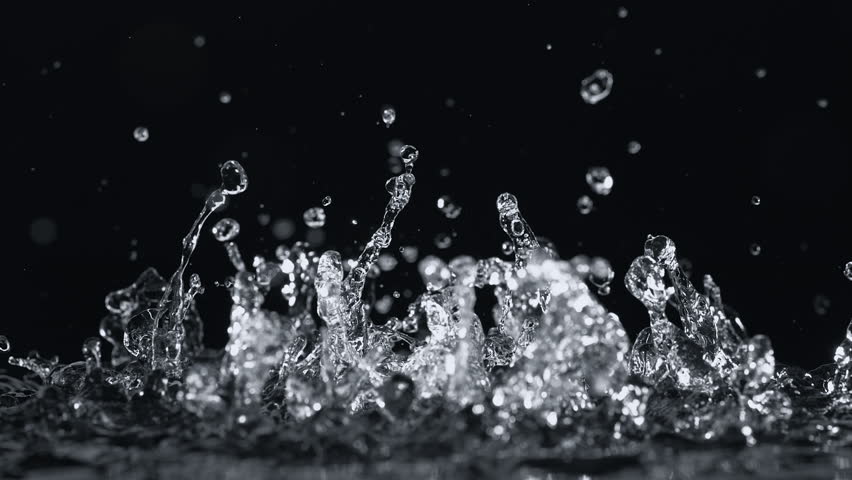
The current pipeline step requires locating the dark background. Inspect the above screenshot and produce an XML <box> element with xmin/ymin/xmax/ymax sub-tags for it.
<box><xmin>4</xmin><ymin>2</ymin><xmax>851</xmax><ymax>370</ymax></box>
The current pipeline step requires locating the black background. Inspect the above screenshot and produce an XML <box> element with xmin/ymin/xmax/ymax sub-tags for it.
<box><xmin>4</xmin><ymin>2</ymin><xmax>851</xmax><ymax>371</ymax></box>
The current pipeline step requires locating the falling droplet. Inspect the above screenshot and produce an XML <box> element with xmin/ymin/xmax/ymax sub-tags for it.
<box><xmin>382</xmin><ymin>106</ymin><xmax>396</xmax><ymax>126</ymax></box>
<box><xmin>303</xmin><ymin>207</ymin><xmax>327</xmax><ymax>228</ymax></box>
<box><xmin>193</xmin><ymin>35</ymin><xmax>206</xmax><ymax>48</ymax></box>
<box><xmin>436</xmin><ymin>195</ymin><xmax>462</xmax><ymax>219</ymax></box>
<box><xmin>750</xmin><ymin>243</ymin><xmax>762</xmax><ymax>256</ymax></box>
<box><xmin>220</xmin><ymin>160</ymin><xmax>248</xmax><ymax>195</ymax></box>
<box><xmin>322</xmin><ymin>196</ymin><xmax>332</xmax><ymax>207</ymax></box>
<box><xmin>0</xmin><ymin>335</ymin><xmax>9</xmax><ymax>352</ymax></box>
<box><xmin>133</xmin><ymin>126</ymin><xmax>149</xmax><ymax>142</ymax></box>
<box><xmin>434</xmin><ymin>233</ymin><xmax>453</xmax><ymax>249</ymax></box>
<box><xmin>400</xmin><ymin>145</ymin><xmax>419</xmax><ymax>165</ymax></box>
<box><xmin>219</xmin><ymin>91</ymin><xmax>232</xmax><ymax>104</ymax></box>
<box><xmin>577</xmin><ymin>195</ymin><xmax>594</xmax><ymax>214</ymax></box>
<box><xmin>501</xmin><ymin>241</ymin><xmax>514</xmax><ymax>256</ymax></box>
<box><xmin>617</xmin><ymin>6</ymin><xmax>628</xmax><ymax>18</ymax></box>
<box><xmin>755</xmin><ymin>68</ymin><xmax>767</xmax><ymax>79</ymax></box>
<box><xmin>211</xmin><ymin>218</ymin><xmax>241</xmax><ymax>242</ymax></box>
<box><xmin>816</xmin><ymin>98</ymin><xmax>829</xmax><ymax>108</ymax></box>
<box><xmin>580</xmin><ymin>69</ymin><xmax>614</xmax><ymax>105</ymax></box>
<box><xmin>627</xmin><ymin>141</ymin><xmax>642</xmax><ymax>154</ymax></box>
<box><xmin>751</xmin><ymin>195</ymin><xmax>761</xmax><ymax>206</ymax></box>
<box><xmin>845</xmin><ymin>262</ymin><xmax>852</xmax><ymax>281</ymax></box>
<box><xmin>586</xmin><ymin>167</ymin><xmax>614</xmax><ymax>196</ymax></box>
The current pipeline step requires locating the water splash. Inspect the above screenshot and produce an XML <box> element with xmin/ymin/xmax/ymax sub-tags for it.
<box><xmin>2</xmin><ymin>150</ymin><xmax>851</xmax><ymax>478</ymax></box>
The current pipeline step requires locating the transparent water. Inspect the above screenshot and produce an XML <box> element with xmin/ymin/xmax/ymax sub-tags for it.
<box><xmin>2</xmin><ymin>151</ymin><xmax>850</xmax><ymax>479</ymax></box>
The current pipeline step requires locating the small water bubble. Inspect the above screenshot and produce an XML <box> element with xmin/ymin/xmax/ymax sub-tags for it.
<box><xmin>577</xmin><ymin>195</ymin><xmax>594</xmax><ymax>214</ymax></box>
<box><xmin>400</xmin><ymin>145</ymin><xmax>419</xmax><ymax>165</ymax></box>
<box><xmin>501</xmin><ymin>241</ymin><xmax>514</xmax><ymax>256</ymax></box>
<box><xmin>381</xmin><ymin>106</ymin><xmax>396</xmax><ymax>126</ymax></box>
<box><xmin>436</xmin><ymin>195</ymin><xmax>462</xmax><ymax>219</ymax></box>
<box><xmin>586</xmin><ymin>166</ymin><xmax>614</xmax><ymax>195</ymax></box>
<box><xmin>654</xmin><ymin>47</ymin><xmax>663</xmax><ymax>56</ymax></box>
<box><xmin>193</xmin><ymin>35</ymin><xmax>206</xmax><ymax>48</ymax></box>
<box><xmin>0</xmin><ymin>335</ymin><xmax>10</xmax><ymax>352</ymax></box>
<box><xmin>749</xmin><ymin>243</ymin><xmax>762</xmax><ymax>256</ymax></box>
<box><xmin>844</xmin><ymin>262</ymin><xmax>852</xmax><ymax>280</ymax></box>
<box><xmin>434</xmin><ymin>233</ymin><xmax>453</xmax><ymax>249</ymax></box>
<box><xmin>816</xmin><ymin>98</ymin><xmax>829</xmax><ymax>108</ymax></box>
<box><xmin>617</xmin><ymin>6</ymin><xmax>628</xmax><ymax>18</ymax></box>
<box><xmin>30</xmin><ymin>217</ymin><xmax>58</xmax><ymax>246</ymax></box>
<box><xmin>546</xmin><ymin>43</ymin><xmax>552</xmax><ymax>51</ymax></box>
<box><xmin>303</xmin><ymin>207</ymin><xmax>327</xmax><ymax>228</ymax></box>
<box><xmin>322</xmin><ymin>196</ymin><xmax>332</xmax><ymax>207</ymax></box>
<box><xmin>272</xmin><ymin>218</ymin><xmax>296</xmax><ymax>240</ymax></box>
<box><xmin>400</xmin><ymin>246</ymin><xmax>419</xmax><ymax>263</ymax></box>
<box><xmin>133</xmin><ymin>126</ymin><xmax>149</xmax><ymax>142</ymax></box>
<box><xmin>211</xmin><ymin>218</ymin><xmax>240</xmax><ymax>242</ymax></box>
<box><xmin>220</xmin><ymin>160</ymin><xmax>248</xmax><ymax>195</ymax></box>
<box><xmin>580</xmin><ymin>69</ymin><xmax>614</xmax><ymax>105</ymax></box>
<box><xmin>755</xmin><ymin>68</ymin><xmax>767</xmax><ymax>79</ymax></box>
<box><xmin>813</xmin><ymin>294</ymin><xmax>831</xmax><ymax>316</ymax></box>
<box><xmin>751</xmin><ymin>195</ymin><xmax>761</xmax><ymax>206</ymax></box>
<box><xmin>627</xmin><ymin>141</ymin><xmax>642</xmax><ymax>154</ymax></box>
<box><xmin>257</xmin><ymin>213</ymin><xmax>271</xmax><ymax>226</ymax></box>
<box><xmin>219</xmin><ymin>91</ymin><xmax>232</xmax><ymax>104</ymax></box>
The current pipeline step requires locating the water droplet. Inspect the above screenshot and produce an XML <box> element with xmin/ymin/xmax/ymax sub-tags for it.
<box><xmin>272</xmin><ymin>218</ymin><xmax>296</xmax><ymax>239</ymax></box>
<box><xmin>211</xmin><ymin>218</ymin><xmax>240</xmax><ymax>242</ymax></box>
<box><xmin>381</xmin><ymin>106</ymin><xmax>396</xmax><ymax>126</ymax></box>
<box><xmin>219</xmin><ymin>91</ymin><xmax>232</xmax><ymax>104</ymax></box>
<box><xmin>322</xmin><ymin>196</ymin><xmax>332</xmax><ymax>207</ymax></box>
<box><xmin>436</xmin><ymin>195</ymin><xmax>462</xmax><ymax>219</ymax></box>
<box><xmin>627</xmin><ymin>141</ymin><xmax>642</xmax><ymax>154</ymax></box>
<box><xmin>133</xmin><ymin>126</ymin><xmax>149</xmax><ymax>142</ymax></box>
<box><xmin>813</xmin><ymin>294</ymin><xmax>831</xmax><ymax>316</ymax></box>
<box><xmin>501</xmin><ymin>241</ymin><xmax>514</xmax><ymax>256</ymax></box>
<box><xmin>400</xmin><ymin>145</ymin><xmax>419</xmax><ymax>165</ymax></box>
<box><xmin>586</xmin><ymin>166</ymin><xmax>614</xmax><ymax>195</ymax></box>
<box><xmin>220</xmin><ymin>160</ymin><xmax>248</xmax><ymax>195</ymax></box>
<box><xmin>434</xmin><ymin>233</ymin><xmax>452</xmax><ymax>249</ymax></box>
<box><xmin>654</xmin><ymin>47</ymin><xmax>663</xmax><ymax>56</ymax></box>
<box><xmin>597</xmin><ymin>285</ymin><xmax>612</xmax><ymax>296</ymax></box>
<box><xmin>0</xmin><ymin>335</ymin><xmax>9</xmax><ymax>352</ymax></box>
<box><xmin>30</xmin><ymin>217</ymin><xmax>58</xmax><ymax>246</ymax></box>
<box><xmin>617</xmin><ymin>6</ymin><xmax>628</xmax><ymax>18</ymax></box>
<box><xmin>580</xmin><ymin>69</ymin><xmax>614</xmax><ymax>105</ymax></box>
<box><xmin>751</xmin><ymin>195</ymin><xmax>761</xmax><ymax>206</ymax></box>
<box><xmin>755</xmin><ymin>68</ymin><xmax>767</xmax><ymax>79</ymax></box>
<box><xmin>577</xmin><ymin>195</ymin><xmax>594</xmax><ymax>214</ymax></box>
<box><xmin>303</xmin><ymin>207</ymin><xmax>327</xmax><ymax>228</ymax></box>
<box><xmin>193</xmin><ymin>35</ymin><xmax>206</xmax><ymax>48</ymax></box>
<box><xmin>845</xmin><ymin>262</ymin><xmax>852</xmax><ymax>281</ymax></box>
<box><xmin>750</xmin><ymin>243</ymin><xmax>762</xmax><ymax>256</ymax></box>
<box><xmin>816</xmin><ymin>98</ymin><xmax>829</xmax><ymax>108</ymax></box>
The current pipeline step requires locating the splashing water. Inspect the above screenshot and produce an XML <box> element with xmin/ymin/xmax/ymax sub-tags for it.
<box><xmin>2</xmin><ymin>148</ymin><xmax>851</xmax><ymax>478</ymax></box>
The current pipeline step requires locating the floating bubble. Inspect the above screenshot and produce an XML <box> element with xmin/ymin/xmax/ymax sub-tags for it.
<box><xmin>816</xmin><ymin>98</ymin><xmax>829</xmax><ymax>108</ymax></box>
<box><xmin>617</xmin><ymin>6</ymin><xmax>628</xmax><ymax>18</ymax></box>
<box><xmin>382</xmin><ymin>106</ymin><xmax>396</xmax><ymax>126</ymax></box>
<box><xmin>750</xmin><ymin>243</ymin><xmax>762</xmax><ymax>256</ymax></box>
<box><xmin>628</xmin><ymin>141</ymin><xmax>642</xmax><ymax>154</ymax></box>
<box><xmin>755</xmin><ymin>68</ymin><xmax>767</xmax><ymax>79</ymax></box>
<box><xmin>133</xmin><ymin>126</ymin><xmax>149</xmax><ymax>142</ymax></box>
<box><xmin>580</xmin><ymin>69</ymin><xmax>614</xmax><ymax>105</ymax></box>
<box><xmin>322</xmin><ymin>196</ymin><xmax>332</xmax><ymax>207</ymax></box>
<box><xmin>434</xmin><ymin>233</ymin><xmax>452</xmax><ymax>249</ymax></box>
<box><xmin>577</xmin><ymin>195</ymin><xmax>594</xmax><ymax>214</ymax></box>
<box><xmin>751</xmin><ymin>195</ymin><xmax>761</xmax><ymax>206</ymax></box>
<box><xmin>0</xmin><ymin>335</ymin><xmax>9</xmax><ymax>352</ymax></box>
<box><xmin>586</xmin><ymin>166</ymin><xmax>614</xmax><ymax>195</ymax></box>
<box><xmin>400</xmin><ymin>245</ymin><xmax>419</xmax><ymax>263</ymax></box>
<box><xmin>219</xmin><ymin>91</ymin><xmax>232</xmax><ymax>104</ymax></box>
<box><xmin>303</xmin><ymin>207</ymin><xmax>326</xmax><ymax>228</ymax></box>
<box><xmin>501</xmin><ymin>241</ymin><xmax>514</xmax><ymax>256</ymax></box>
<box><xmin>211</xmin><ymin>218</ymin><xmax>240</xmax><ymax>242</ymax></box>
<box><xmin>436</xmin><ymin>195</ymin><xmax>462</xmax><ymax>219</ymax></box>
<box><xmin>400</xmin><ymin>145</ymin><xmax>419</xmax><ymax>165</ymax></box>
<box><xmin>193</xmin><ymin>35</ymin><xmax>206</xmax><ymax>47</ymax></box>
<box><xmin>271</xmin><ymin>218</ymin><xmax>296</xmax><ymax>239</ymax></box>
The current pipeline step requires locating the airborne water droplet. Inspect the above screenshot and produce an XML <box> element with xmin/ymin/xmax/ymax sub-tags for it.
<box><xmin>617</xmin><ymin>6</ymin><xmax>628</xmax><ymax>18</ymax></box>
<box><xmin>133</xmin><ymin>126</ymin><xmax>149</xmax><ymax>142</ymax></box>
<box><xmin>303</xmin><ymin>207</ymin><xmax>327</xmax><ymax>228</ymax></box>
<box><xmin>211</xmin><ymin>218</ymin><xmax>240</xmax><ymax>242</ymax></box>
<box><xmin>400</xmin><ymin>145</ymin><xmax>419</xmax><ymax>165</ymax></box>
<box><xmin>501</xmin><ymin>241</ymin><xmax>514</xmax><ymax>256</ymax></box>
<box><xmin>434</xmin><ymin>233</ymin><xmax>453</xmax><ymax>249</ymax></box>
<box><xmin>436</xmin><ymin>195</ymin><xmax>462</xmax><ymax>219</ymax></box>
<box><xmin>382</xmin><ymin>106</ymin><xmax>396</xmax><ymax>126</ymax></box>
<box><xmin>586</xmin><ymin>166</ymin><xmax>614</xmax><ymax>196</ymax></box>
<box><xmin>322</xmin><ymin>196</ymin><xmax>332</xmax><ymax>207</ymax></box>
<box><xmin>0</xmin><ymin>335</ymin><xmax>10</xmax><ymax>352</ymax></box>
<box><xmin>580</xmin><ymin>69</ymin><xmax>614</xmax><ymax>105</ymax></box>
<box><xmin>755</xmin><ymin>68</ymin><xmax>767</xmax><ymax>79</ymax></box>
<box><xmin>750</xmin><ymin>243</ymin><xmax>762</xmax><ymax>256</ymax></box>
<box><xmin>219</xmin><ymin>91</ymin><xmax>232</xmax><ymax>104</ymax></box>
<box><xmin>751</xmin><ymin>195</ymin><xmax>761</xmax><ymax>206</ymax></box>
<box><xmin>577</xmin><ymin>195</ymin><xmax>594</xmax><ymax>214</ymax></box>
<box><xmin>627</xmin><ymin>141</ymin><xmax>642</xmax><ymax>154</ymax></box>
<box><xmin>845</xmin><ymin>262</ymin><xmax>852</xmax><ymax>281</ymax></box>
<box><xmin>220</xmin><ymin>160</ymin><xmax>248</xmax><ymax>195</ymax></box>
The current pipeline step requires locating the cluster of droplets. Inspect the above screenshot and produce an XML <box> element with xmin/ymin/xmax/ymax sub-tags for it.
<box><xmin>3</xmin><ymin>147</ymin><xmax>851</xmax><ymax>474</ymax></box>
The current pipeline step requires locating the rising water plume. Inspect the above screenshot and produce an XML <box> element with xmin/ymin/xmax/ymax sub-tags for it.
<box><xmin>2</xmin><ymin>148</ymin><xmax>850</xmax><ymax>478</ymax></box>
